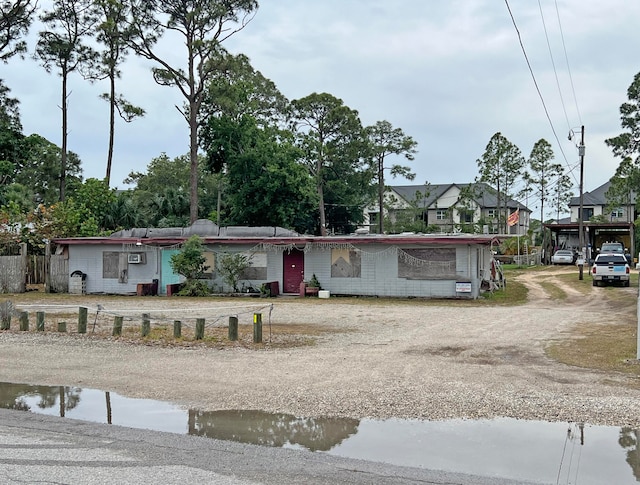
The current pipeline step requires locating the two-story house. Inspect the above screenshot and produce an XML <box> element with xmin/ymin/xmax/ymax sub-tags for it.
<box><xmin>568</xmin><ymin>180</ymin><xmax>636</xmax><ymax>223</ymax></box>
<box><xmin>365</xmin><ymin>183</ymin><xmax>530</xmax><ymax>235</ymax></box>
<box><xmin>544</xmin><ymin>180</ymin><xmax>636</xmax><ymax>263</ymax></box>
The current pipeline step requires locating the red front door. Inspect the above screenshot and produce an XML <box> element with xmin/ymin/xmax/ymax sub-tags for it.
<box><xmin>283</xmin><ymin>249</ymin><xmax>304</xmax><ymax>293</ymax></box>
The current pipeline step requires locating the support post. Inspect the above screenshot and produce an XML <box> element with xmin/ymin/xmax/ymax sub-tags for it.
<box><xmin>141</xmin><ymin>313</ymin><xmax>150</xmax><ymax>337</ymax></box>
<box><xmin>113</xmin><ymin>316</ymin><xmax>123</xmax><ymax>336</ymax></box>
<box><xmin>36</xmin><ymin>311</ymin><xmax>45</xmax><ymax>332</ymax></box>
<box><xmin>57</xmin><ymin>321</ymin><xmax>67</xmax><ymax>333</ymax></box>
<box><xmin>253</xmin><ymin>313</ymin><xmax>262</xmax><ymax>343</ymax></box>
<box><xmin>78</xmin><ymin>307</ymin><xmax>88</xmax><ymax>334</ymax></box>
<box><xmin>229</xmin><ymin>316</ymin><xmax>238</xmax><ymax>341</ymax></box>
<box><xmin>195</xmin><ymin>318</ymin><xmax>205</xmax><ymax>340</ymax></box>
<box><xmin>1</xmin><ymin>310</ymin><xmax>10</xmax><ymax>331</ymax></box>
<box><xmin>19</xmin><ymin>311</ymin><xmax>28</xmax><ymax>331</ymax></box>
<box><xmin>174</xmin><ymin>320</ymin><xmax>182</xmax><ymax>338</ymax></box>
<box><xmin>578</xmin><ymin>125</ymin><xmax>585</xmax><ymax>280</ymax></box>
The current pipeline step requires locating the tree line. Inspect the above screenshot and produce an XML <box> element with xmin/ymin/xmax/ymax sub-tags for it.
<box><xmin>1</xmin><ymin>0</ymin><xmax>421</xmax><ymax>244</ymax></box>
<box><xmin>1</xmin><ymin>1</ymin><xmax>609</xmax><ymax>255</ymax></box>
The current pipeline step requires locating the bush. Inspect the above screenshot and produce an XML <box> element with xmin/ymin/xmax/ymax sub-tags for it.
<box><xmin>218</xmin><ymin>252</ymin><xmax>251</xmax><ymax>293</ymax></box>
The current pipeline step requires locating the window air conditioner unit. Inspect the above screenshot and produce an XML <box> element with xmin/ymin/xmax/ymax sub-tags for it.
<box><xmin>128</xmin><ymin>253</ymin><xmax>142</xmax><ymax>264</ymax></box>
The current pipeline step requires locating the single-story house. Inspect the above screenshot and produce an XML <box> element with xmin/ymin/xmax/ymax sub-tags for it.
<box><xmin>52</xmin><ymin>220</ymin><xmax>502</xmax><ymax>299</ymax></box>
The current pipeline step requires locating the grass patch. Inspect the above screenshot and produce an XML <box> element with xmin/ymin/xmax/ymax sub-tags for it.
<box><xmin>476</xmin><ymin>271</ymin><xmax>528</xmax><ymax>305</ymax></box>
<box><xmin>553</xmin><ymin>271</ymin><xmax>594</xmax><ymax>295</ymax></box>
<box><xmin>538</xmin><ymin>280</ymin><xmax>567</xmax><ymax>300</ymax></box>
<box><xmin>546</xmin><ymin>321</ymin><xmax>640</xmax><ymax>384</ymax></box>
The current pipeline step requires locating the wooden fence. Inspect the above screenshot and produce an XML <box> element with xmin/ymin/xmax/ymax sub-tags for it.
<box><xmin>0</xmin><ymin>255</ymin><xmax>25</xmax><ymax>293</ymax></box>
<box><xmin>0</xmin><ymin>245</ymin><xmax>69</xmax><ymax>294</ymax></box>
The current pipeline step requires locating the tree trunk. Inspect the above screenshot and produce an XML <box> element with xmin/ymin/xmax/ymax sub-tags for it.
<box><xmin>60</xmin><ymin>67</ymin><xmax>68</xmax><ymax>201</ymax></box>
<box><xmin>378</xmin><ymin>155</ymin><xmax>384</xmax><ymax>234</ymax></box>
<box><xmin>317</xmin><ymin>158</ymin><xmax>327</xmax><ymax>236</ymax></box>
<box><xmin>189</xmin><ymin>98</ymin><xmax>199</xmax><ymax>223</ymax></box>
<box><xmin>106</xmin><ymin>68</ymin><xmax>116</xmax><ymax>185</ymax></box>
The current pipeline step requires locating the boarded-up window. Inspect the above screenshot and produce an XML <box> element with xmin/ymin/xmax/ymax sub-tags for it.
<box><xmin>202</xmin><ymin>251</ymin><xmax>215</xmax><ymax>277</ymax></box>
<box><xmin>331</xmin><ymin>249</ymin><xmax>361</xmax><ymax>277</ymax></box>
<box><xmin>103</xmin><ymin>252</ymin><xmax>120</xmax><ymax>279</ymax></box>
<box><xmin>398</xmin><ymin>248</ymin><xmax>456</xmax><ymax>280</ymax></box>
<box><xmin>240</xmin><ymin>252</ymin><xmax>268</xmax><ymax>280</ymax></box>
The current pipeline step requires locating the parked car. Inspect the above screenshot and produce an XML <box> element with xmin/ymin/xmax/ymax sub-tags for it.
<box><xmin>551</xmin><ymin>249</ymin><xmax>575</xmax><ymax>265</ymax></box>
<box><xmin>598</xmin><ymin>242</ymin><xmax>633</xmax><ymax>265</ymax></box>
<box><xmin>591</xmin><ymin>253</ymin><xmax>630</xmax><ymax>287</ymax></box>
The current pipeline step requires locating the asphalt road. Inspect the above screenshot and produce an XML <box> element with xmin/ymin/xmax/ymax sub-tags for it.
<box><xmin>0</xmin><ymin>408</ymin><xmax>548</xmax><ymax>485</ymax></box>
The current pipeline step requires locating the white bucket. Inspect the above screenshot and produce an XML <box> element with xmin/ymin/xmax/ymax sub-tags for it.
<box><xmin>318</xmin><ymin>290</ymin><xmax>330</xmax><ymax>299</ymax></box>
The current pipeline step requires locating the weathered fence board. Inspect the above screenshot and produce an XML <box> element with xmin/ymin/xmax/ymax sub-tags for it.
<box><xmin>49</xmin><ymin>255</ymin><xmax>69</xmax><ymax>293</ymax></box>
<box><xmin>0</xmin><ymin>255</ymin><xmax>25</xmax><ymax>293</ymax></box>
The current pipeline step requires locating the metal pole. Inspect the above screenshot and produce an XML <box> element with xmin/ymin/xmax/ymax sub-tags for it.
<box><xmin>578</xmin><ymin>125</ymin><xmax>585</xmax><ymax>280</ymax></box>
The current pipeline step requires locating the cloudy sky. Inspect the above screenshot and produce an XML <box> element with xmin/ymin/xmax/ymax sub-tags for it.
<box><xmin>2</xmin><ymin>0</ymin><xmax>640</xmax><ymax>217</ymax></box>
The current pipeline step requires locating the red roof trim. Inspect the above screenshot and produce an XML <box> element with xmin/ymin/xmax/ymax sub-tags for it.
<box><xmin>52</xmin><ymin>235</ymin><xmax>500</xmax><ymax>246</ymax></box>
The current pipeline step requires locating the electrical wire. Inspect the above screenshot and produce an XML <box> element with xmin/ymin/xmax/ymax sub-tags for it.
<box><xmin>554</xmin><ymin>0</ymin><xmax>583</xmax><ymax>125</ymax></box>
<box><xmin>538</xmin><ymin>0</ymin><xmax>572</xmax><ymax>132</ymax></box>
<box><xmin>503</xmin><ymin>0</ymin><xmax>577</xmax><ymax>185</ymax></box>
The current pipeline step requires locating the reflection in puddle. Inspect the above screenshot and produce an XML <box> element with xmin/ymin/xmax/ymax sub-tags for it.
<box><xmin>1</xmin><ymin>382</ymin><xmax>639</xmax><ymax>484</ymax></box>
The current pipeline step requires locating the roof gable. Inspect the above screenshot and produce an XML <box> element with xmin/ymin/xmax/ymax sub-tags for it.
<box><xmin>390</xmin><ymin>183</ymin><xmax>530</xmax><ymax>211</ymax></box>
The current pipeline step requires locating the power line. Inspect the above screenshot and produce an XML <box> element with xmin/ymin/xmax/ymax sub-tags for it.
<box><xmin>554</xmin><ymin>0</ymin><xmax>583</xmax><ymax>125</ymax></box>
<box><xmin>503</xmin><ymin>0</ymin><xmax>577</xmax><ymax>185</ymax></box>
<box><xmin>538</xmin><ymin>0</ymin><xmax>571</xmax><ymax>132</ymax></box>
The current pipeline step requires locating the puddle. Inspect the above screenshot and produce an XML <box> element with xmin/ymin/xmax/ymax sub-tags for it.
<box><xmin>1</xmin><ymin>382</ymin><xmax>639</xmax><ymax>484</ymax></box>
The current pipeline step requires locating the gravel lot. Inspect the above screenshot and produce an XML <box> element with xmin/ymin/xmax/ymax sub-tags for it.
<box><xmin>1</xmin><ymin>267</ymin><xmax>640</xmax><ymax>427</ymax></box>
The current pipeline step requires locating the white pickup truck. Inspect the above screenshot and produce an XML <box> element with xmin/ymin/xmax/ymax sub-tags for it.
<box><xmin>591</xmin><ymin>253</ymin><xmax>631</xmax><ymax>287</ymax></box>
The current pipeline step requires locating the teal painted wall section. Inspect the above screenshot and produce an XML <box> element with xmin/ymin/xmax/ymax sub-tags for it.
<box><xmin>160</xmin><ymin>249</ymin><xmax>182</xmax><ymax>294</ymax></box>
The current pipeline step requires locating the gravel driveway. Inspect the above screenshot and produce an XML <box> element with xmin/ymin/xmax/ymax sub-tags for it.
<box><xmin>1</xmin><ymin>267</ymin><xmax>639</xmax><ymax>427</ymax></box>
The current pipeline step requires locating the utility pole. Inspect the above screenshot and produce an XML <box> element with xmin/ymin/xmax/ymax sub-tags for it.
<box><xmin>578</xmin><ymin>125</ymin><xmax>585</xmax><ymax>280</ymax></box>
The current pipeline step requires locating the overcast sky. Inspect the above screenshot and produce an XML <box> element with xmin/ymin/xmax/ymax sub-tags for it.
<box><xmin>2</xmin><ymin>1</ymin><xmax>639</xmax><ymax>217</ymax></box>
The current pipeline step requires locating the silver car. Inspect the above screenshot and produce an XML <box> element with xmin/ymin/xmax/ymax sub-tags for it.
<box><xmin>551</xmin><ymin>249</ymin><xmax>575</xmax><ymax>265</ymax></box>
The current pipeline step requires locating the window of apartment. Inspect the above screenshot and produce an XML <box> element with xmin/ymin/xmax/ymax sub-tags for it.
<box><xmin>460</xmin><ymin>210</ymin><xmax>473</xmax><ymax>224</ymax></box>
<box><xmin>487</xmin><ymin>209</ymin><xmax>497</xmax><ymax>219</ymax></box>
<box><xmin>611</xmin><ymin>208</ymin><xmax>624</xmax><ymax>218</ymax></box>
<box><xmin>436</xmin><ymin>209</ymin><xmax>447</xmax><ymax>220</ymax></box>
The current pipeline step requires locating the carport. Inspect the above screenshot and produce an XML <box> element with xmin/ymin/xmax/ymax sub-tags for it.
<box><xmin>543</xmin><ymin>221</ymin><xmax>634</xmax><ymax>264</ymax></box>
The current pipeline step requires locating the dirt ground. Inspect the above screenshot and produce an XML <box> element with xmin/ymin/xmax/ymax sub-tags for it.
<box><xmin>1</xmin><ymin>266</ymin><xmax>640</xmax><ymax>427</ymax></box>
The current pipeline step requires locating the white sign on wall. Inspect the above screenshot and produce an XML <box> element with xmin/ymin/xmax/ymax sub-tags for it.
<box><xmin>455</xmin><ymin>282</ymin><xmax>472</xmax><ymax>293</ymax></box>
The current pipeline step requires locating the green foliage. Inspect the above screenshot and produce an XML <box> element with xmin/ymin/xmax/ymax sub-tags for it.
<box><xmin>170</xmin><ymin>235</ymin><xmax>209</xmax><ymax>280</ymax></box>
<box><xmin>177</xmin><ymin>280</ymin><xmax>211</xmax><ymax>297</ymax></box>
<box><xmin>606</xmin><ymin>72</ymin><xmax>640</xmax><ymax>217</ymax></box>
<box><xmin>217</xmin><ymin>252</ymin><xmax>251</xmax><ymax>293</ymax></box>
<box><xmin>125</xmin><ymin>0</ymin><xmax>259</xmax><ymax>222</ymax></box>
<box><xmin>126</xmin><ymin>153</ymin><xmax>218</xmax><ymax>226</ymax></box>
<box><xmin>202</xmin><ymin>115</ymin><xmax>317</xmax><ymax>233</ymax></box>
<box><xmin>75</xmin><ymin>178</ymin><xmax>116</xmax><ymax>227</ymax></box>
<box><xmin>606</xmin><ymin>72</ymin><xmax>640</xmax><ymax>168</ymax></box>
<box><xmin>94</xmin><ymin>0</ymin><xmax>145</xmax><ymax>185</ymax></box>
<box><xmin>0</xmin><ymin>0</ymin><xmax>37</xmax><ymax>62</ymax></box>
<box><xmin>307</xmin><ymin>274</ymin><xmax>320</xmax><ymax>288</ymax></box>
<box><xmin>366</xmin><ymin>120</ymin><xmax>417</xmax><ymax>233</ymax></box>
<box><xmin>169</xmin><ymin>236</ymin><xmax>211</xmax><ymax>296</ymax></box>
<box><xmin>291</xmin><ymin>92</ymin><xmax>374</xmax><ymax>235</ymax></box>
<box><xmin>35</xmin><ymin>0</ymin><xmax>101</xmax><ymax>201</ymax></box>
<box><xmin>476</xmin><ymin>132</ymin><xmax>525</xmax><ymax>233</ymax></box>
<box><xmin>524</xmin><ymin>139</ymin><xmax>567</xmax><ymax>222</ymax></box>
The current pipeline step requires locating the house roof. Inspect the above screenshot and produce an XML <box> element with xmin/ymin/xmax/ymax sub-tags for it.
<box><xmin>569</xmin><ymin>180</ymin><xmax>637</xmax><ymax>206</ymax></box>
<box><xmin>53</xmin><ymin>233</ymin><xmax>501</xmax><ymax>247</ymax></box>
<box><xmin>391</xmin><ymin>183</ymin><xmax>530</xmax><ymax>211</ymax></box>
